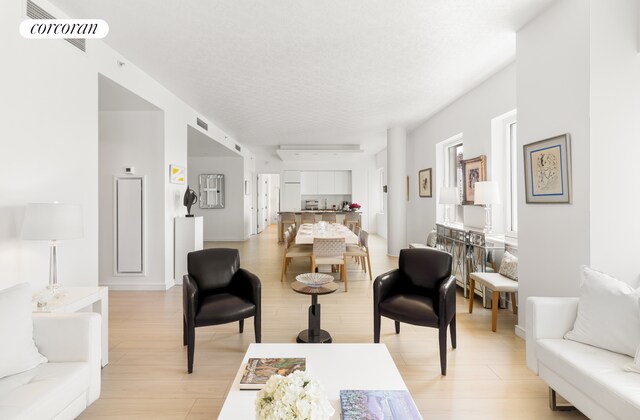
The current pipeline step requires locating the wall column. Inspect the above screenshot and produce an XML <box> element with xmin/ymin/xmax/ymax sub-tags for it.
<box><xmin>387</xmin><ymin>127</ymin><xmax>407</xmax><ymax>256</ymax></box>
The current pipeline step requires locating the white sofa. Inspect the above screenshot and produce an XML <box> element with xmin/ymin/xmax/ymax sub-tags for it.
<box><xmin>0</xmin><ymin>312</ymin><xmax>101</xmax><ymax>420</ymax></box>
<box><xmin>526</xmin><ymin>297</ymin><xmax>640</xmax><ymax>420</ymax></box>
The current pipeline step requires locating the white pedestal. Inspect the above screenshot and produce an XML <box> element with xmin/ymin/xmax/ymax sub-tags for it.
<box><xmin>174</xmin><ymin>216</ymin><xmax>204</xmax><ymax>285</ymax></box>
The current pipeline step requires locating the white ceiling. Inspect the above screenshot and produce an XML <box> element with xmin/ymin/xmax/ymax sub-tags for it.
<box><xmin>187</xmin><ymin>126</ymin><xmax>241</xmax><ymax>158</ymax></box>
<box><xmin>53</xmin><ymin>0</ymin><xmax>554</xmax><ymax>154</ymax></box>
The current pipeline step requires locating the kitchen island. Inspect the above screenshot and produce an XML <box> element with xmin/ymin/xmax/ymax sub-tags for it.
<box><xmin>277</xmin><ymin>211</ymin><xmax>361</xmax><ymax>242</ymax></box>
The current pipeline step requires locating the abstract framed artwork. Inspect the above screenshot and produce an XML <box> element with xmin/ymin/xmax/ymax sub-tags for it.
<box><xmin>418</xmin><ymin>168</ymin><xmax>432</xmax><ymax>198</ymax></box>
<box><xmin>523</xmin><ymin>134</ymin><xmax>572</xmax><ymax>204</ymax></box>
<box><xmin>461</xmin><ymin>155</ymin><xmax>486</xmax><ymax>205</ymax></box>
<box><xmin>169</xmin><ymin>164</ymin><xmax>185</xmax><ymax>184</ymax></box>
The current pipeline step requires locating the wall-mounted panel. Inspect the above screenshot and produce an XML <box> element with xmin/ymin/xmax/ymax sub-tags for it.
<box><xmin>115</xmin><ymin>177</ymin><xmax>144</xmax><ymax>274</ymax></box>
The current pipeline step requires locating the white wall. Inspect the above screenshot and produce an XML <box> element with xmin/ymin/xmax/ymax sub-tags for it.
<box><xmin>516</xmin><ymin>0</ymin><xmax>591</xmax><ymax>330</ymax></box>
<box><xmin>0</xmin><ymin>0</ymin><xmax>99</xmax><ymax>290</ymax></box>
<box><xmin>254</xmin><ymin>154</ymin><xmax>378</xmax><ymax>234</ymax></box>
<box><xmin>405</xmin><ymin>64</ymin><xmax>517</xmax><ymax>245</ymax></box>
<box><xmin>188</xmin><ymin>156</ymin><xmax>247</xmax><ymax>241</ymax></box>
<box><xmin>589</xmin><ymin>0</ymin><xmax>640</xmax><ymax>286</ymax></box>
<box><xmin>99</xmin><ymin>111</ymin><xmax>166</xmax><ymax>289</ymax></box>
<box><xmin>0</xmin><ymin>0</ymin><xmax>248</xmax><ymax>290</ymax></box>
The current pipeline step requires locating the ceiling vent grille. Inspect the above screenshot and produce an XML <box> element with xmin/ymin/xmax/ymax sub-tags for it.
<box><xmin>235</xmin><ymin>144</ymin><xmax>241</xmax><ymax>152</ymax></box>
<box><xmin>26</xmin><ymin>0</ymin><xmax>86</xmax><ymax>52</ymax></box>
<box><xmin>196</xmin><ymin>118</ymin><xmax>208</xmax><ymax>131</ymax></box>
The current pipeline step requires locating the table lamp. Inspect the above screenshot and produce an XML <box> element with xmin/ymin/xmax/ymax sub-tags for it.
<box><xmin>21</xmin><ymin>203</ymin><xmax>83</xmax><ymax>291</ymax></box>
<box><xmin>474</xmin><ymin>181</ymin><xmax>500</xmax><ymax>232</ymax></box>
<box><xmin>439</xmin><ymin>187</ymin><xmax>459</xmax><ymax>224</ymax></box>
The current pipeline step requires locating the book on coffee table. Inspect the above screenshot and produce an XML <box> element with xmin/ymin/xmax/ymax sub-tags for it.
<box><xmin>340</xmin><ymin>390</ymin><xmax>422</xmax><ymax>420</ymax></box>
<box><xmin>239</xmin><ymin>358</ymin><xmax>306</xmax><ymax>390</ymax></box>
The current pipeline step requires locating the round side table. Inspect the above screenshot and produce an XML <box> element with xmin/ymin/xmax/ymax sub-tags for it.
<box><xmin>291</xmin><ymin>278</ymin><xmax>338</xmax><ymax>343</ymax></box>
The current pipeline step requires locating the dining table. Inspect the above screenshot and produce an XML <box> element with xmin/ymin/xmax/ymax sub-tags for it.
<box><xmin>294</xmin><ymin>222</ymin><xmax>360</xmax><ymax>245</ymax></box>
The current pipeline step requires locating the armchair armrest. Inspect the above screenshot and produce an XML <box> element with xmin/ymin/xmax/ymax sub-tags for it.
<box><xmin>231</xmin><ymin>268</ymin><xmax>261</xmax><ymax>305</ymax></box>
<box><xmin>525</xmin><ymin>297</ymin><xmax>579</xmax><ymax>373</ymax></box>
<box><xmin>183</xmin><ymin>274</ymin><xmax>200</xmax><ymax>321</ymax></box>
<box><xmin>438</xmin><ymin>275</ymin><xmax>457</xmax><ymax>325</ymax></box>
<box><xmin>374</xmin><ymin>269</ymin><xmax>401</xmax><ymax>305</ymax></box>
<box><xmin>32</xmin><ymin>312</ymin><xmax>101</xmax><ymax>404</ymax></box>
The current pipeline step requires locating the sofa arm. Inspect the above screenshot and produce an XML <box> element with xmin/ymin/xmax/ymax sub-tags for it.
<box><xmin>525</xmin><ymin>297</ymin><xmax>578</xmax><ymax>374</ymax></box>
<box><xmin>32</xmin><ymin>312</ymin><xmax>101</xmax><ymax>404</ymax></box>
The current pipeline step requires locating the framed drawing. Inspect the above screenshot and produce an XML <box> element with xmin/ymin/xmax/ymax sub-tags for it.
<box><xmin>461</xmin><ymin>155</ymin><xmax>486</xmax><ymax>205</ymax></box>
<box><xmin>169</xmin><ymin>164</ymin><xmax>185</xmax><ymax>184</ymax></box>
<box><xmin>418</xmin><ymin>168</ymin><xmax>432</xmax><ymax>198</ymax></box>
<box><xmin>523</xmin><ymin>134</ymin><xmax>572</xmax><ymax>203</ymax></box>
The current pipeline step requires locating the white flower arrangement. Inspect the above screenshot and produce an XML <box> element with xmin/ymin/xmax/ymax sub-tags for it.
<box><xmin>255</xmin><ymin>370</ymin><xmax>335</xmax><ymax>419</ymax></box>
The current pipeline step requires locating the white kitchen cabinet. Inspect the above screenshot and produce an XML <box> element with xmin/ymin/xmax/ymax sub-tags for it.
<box><xmin>282</xmin><ymin>183</ymin><xmax>302</xmax><ymax>211</ymax></box>
<box><xmin>317</xmin><ymin>172</ymin><xmax>335</xmax><ymax>194</ymax></box>
<box><xmin>300</xmin><ymin>171</ymin><xmax>318</xmax><ymax>194</ymax></box>
<box><xmin>334</xmin><ymin>171</ymin><xmax>352</xmax><ymax>194</ymax></box>
<box><xmin>283</xmin><ymin>171</ymin><xmax>301</xmax><ymax>183</ymax></box>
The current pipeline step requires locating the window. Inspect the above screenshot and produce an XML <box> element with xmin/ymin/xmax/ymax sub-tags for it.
<box><xmin>507</xmin><ymin>121</ymin><xmax>518</xmax><ymax>234</ymax></box>
<box><xmin>442</xmin><ymin>136</ymin><xmax>464</xmax><ymax>224</ymax></box>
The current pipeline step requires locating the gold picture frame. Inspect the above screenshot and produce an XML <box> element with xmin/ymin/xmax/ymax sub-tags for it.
<box><xmin>461</xmin><ymin>155</ymin><xmax>486</xmax><ymax>205</ymax></box>
<box><xmin>418</xmin><ymin>168</ymin><xmax>432</xmax><ymax>198</ymax></box>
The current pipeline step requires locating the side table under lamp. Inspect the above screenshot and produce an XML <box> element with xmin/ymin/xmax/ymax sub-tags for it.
<box><xmin>21</xmin><ymin>202</ymin><xmax>83</xmax><ymax>293</ymax></box>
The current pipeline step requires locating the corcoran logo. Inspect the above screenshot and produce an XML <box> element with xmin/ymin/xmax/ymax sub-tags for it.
<box><xmin>20</xmin><ymin>19</ymin><xmax>109</xmax><ymax>39</ymax></box>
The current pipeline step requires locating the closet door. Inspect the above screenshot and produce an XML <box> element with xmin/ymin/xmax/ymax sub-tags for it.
<box><xmin>115</xmin><ymin>177</ymin><xmax>144</xmax><ymax>274</ymax></box>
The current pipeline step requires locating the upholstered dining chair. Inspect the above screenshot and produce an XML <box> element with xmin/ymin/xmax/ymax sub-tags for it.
<box><xmin>280</xmin><ymin>231</ymin><xmax>312</xmax><ymax>282</ymax></box>
<box><xmin>301</xmin><ymin>213</ymin><xmax>316</xmax><ymax>224</ymax></box>
<box><xmin>345</xmin><ymin>230</ymin><xmax>372</xmax><ymax>281</ymax></box>
<box><xmin>183</xmin><ymin>248</ymin><xmax>261</xmax><ymax>373</ymax></box>
<box><xmin>374</xmin><ymin>248</ymin><xmax>456</xmax><ymax>375</ymax></box>
<box><xmin>321</xmin><ymin>213</ymin><xmax>337</xmax><ymax>222</ymax></box>
<box><xmin>280</xmin><ymin>212</ymin><xmax>296</xmax><ymax>243</ymax></box>
<box><xmin>344</xmin><ymin>212</ymin><xmax>360</xmax><ymax>231</ymax></box>
<box><xmin>311</xmin><ymin>237</ymin><xmax>347</xmax><ymax>291</ymax></box>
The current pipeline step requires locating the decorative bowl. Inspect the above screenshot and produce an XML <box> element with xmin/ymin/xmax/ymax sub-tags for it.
<box><xmin>296</xmin><ymin>273</ymin><xmax>334</xmax><ymax>287</ymax></box>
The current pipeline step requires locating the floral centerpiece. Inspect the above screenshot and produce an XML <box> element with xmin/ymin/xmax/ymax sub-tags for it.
<box><xmin>348</xmin><ymin>203</ymin><xmax>361</xmax><ymax>211</ymax></box>
<box><xmin>255</xmin><ymin>370</ymin><xmax>334</xmax><ymax>419</ymax></box>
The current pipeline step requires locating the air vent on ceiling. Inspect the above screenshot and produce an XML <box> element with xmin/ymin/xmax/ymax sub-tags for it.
<box><xmin>235</xmin><ymin>144</ymin><xmax>241</xmax><ymax>152</ymax></box>
<box><xmin>196</xmin><ymin>118</ymin><xmax>208</xmax><ymax>131</ymax></box>
<box><xmin>26</xmin><ymin>0</ymin><xmax>86</xmax><ymax>52</ymax></box>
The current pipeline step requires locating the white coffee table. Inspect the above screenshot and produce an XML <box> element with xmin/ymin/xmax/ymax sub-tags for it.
<box><xmin>218</xmin><ymin>343</ymin><xmax>411</xmax><ymax>419</ymax></box>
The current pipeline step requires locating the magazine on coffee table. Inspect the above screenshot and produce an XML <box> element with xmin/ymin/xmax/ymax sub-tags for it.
<box><xmin>340</xmin><ymin>389</ymin><xmax>422</xmax><ymax>419</ymax></box>
<box><xmin>239</xmin><ymin>358</ymin><xmax>306</xmax><ymax>390</ymax></box>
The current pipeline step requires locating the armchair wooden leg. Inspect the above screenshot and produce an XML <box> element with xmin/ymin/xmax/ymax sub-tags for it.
<box><xmin>468</xmin><ymin>278</ymin><xmax>475</xmax><ymax>313</ymax></box>
<box><xmin>439</xmin><ymin>326</ymin><xmax>447</xmax><ymax>376</ymax></box>
<box><xmin>374</xmin><ymin>314</ymin><xmax>381</xmax><ymax>343</ymax></box>
<box><xmin>491</xmin><ymin>291</ymin><xmax>499</xmax><ymax>332</ymax></box>
<box><xmin>450</xmin><ymin>315</ymin><xmax>457</xmax><ymax>349</ymax></box>
<box><xmin>394</xmin><ymin>321</ymin><xmax>400</xmax><ymax>334</ymax></box>
<box><xmin>187</xmin><ymin>324</ymin><xmax>195</xmax><ymax>374</ymax></box>
<box><xmin>239</xmin><ymin>319</ymin><xmax>244</xmax><ymax>333</ymax></box>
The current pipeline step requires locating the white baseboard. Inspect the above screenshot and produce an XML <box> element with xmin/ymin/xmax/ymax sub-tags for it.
<box><xmin>203</xmin><ymin>236</ymin><xmax>248</xmax><ymax>242</ymax></box>
<box><xmin>100</xmin><ymin>280</ymin><xmax>174</xmax><ymax>291</ymax></box>
<box><xmin>515</xmin><ymin>324</ymin><xmax>526</xmax><ymax>340</ymax></box>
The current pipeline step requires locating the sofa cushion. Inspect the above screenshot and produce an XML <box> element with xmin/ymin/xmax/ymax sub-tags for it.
<box><xmin>565</xmin><ymin>266</ymin><xmax>640</xmax><ymax>357</ymax></box>
<box><xmin>0</xmin><ymin>284</ymin><xmax>47</xmax><ymax>379</ymax></box>
<box><xmin>0</xmin><ymin>362</ymin><xmax>90</xmax><ymax>420</ymax></box>
<box><xmin>498</xmin><ymin>251</ymin><xmax>518</xmax><ymax>280</ymax></box>
<box><xmin>537</xmin><ymin>338</ymin><xmax>640</xmax><ymax>420</ymax></box>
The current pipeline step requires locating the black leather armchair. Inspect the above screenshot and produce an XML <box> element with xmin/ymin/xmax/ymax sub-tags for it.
<box><xmin>373</xmin><ymin>247</ymin><xmax>456</xmax><ymax>375</ymax></box>
<box><xmin>183</xmin><ymin>248</ymin><xmax>261</xmax><ymax>373</ymax></box>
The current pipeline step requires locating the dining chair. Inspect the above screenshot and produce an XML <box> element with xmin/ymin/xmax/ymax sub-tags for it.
<box><xmin>301</xmin><ymin>213</ymin><xmax>316</xmax><ymax>224</ymax></box>
<box><xmin>344</xmin><ymin>213</ymin><xmax>360</xmax><ymax>230</ymax></box>
<box><xmin>345</xmin><ymin>230</ymin><xmax>372</xmax><ymax>281</ymax></box>
<box><xmin>321</xmin><ymin>213</ymin><xmax>336</xmax><ymax>222</ymax></box>
<box><xmin>280</xmin><ymin>212</ymin><xmax>296</xmax><ymax>242</ymax></box>
<box><xmin>280</xmin><ymin>231</ymin><xmax>312</xmax><ymax>282</ymax></box>
<box><xmin>183</xmin><ymin>248</ymin><xmax>261</xmax><ymax>373</ymax></box>
<box><xmin>311</xmin><ymin>237</ymin><xmax>348</xmax><ymax>291</ymax></box>
<box><xmin>373</xmin><ymin>248</ymin><xmax>456</xmax><ymax>375</ymax></box>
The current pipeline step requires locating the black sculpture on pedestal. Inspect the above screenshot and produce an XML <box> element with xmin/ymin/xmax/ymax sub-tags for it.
<box><xmin>183</xmin><ymin>186</ymin><xmax>198</xmax><ymax>217</ymax></box>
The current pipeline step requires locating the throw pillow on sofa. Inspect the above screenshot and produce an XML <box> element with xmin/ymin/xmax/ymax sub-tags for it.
<box><xmin>565</xmin><ymin>266</ymin><xmax>640</xmax><ymax>357</ymax></box>
<box><xmin>0</xmin><ymin>283</ymin><xmax>47</xmax><ymax>379</ymax></box>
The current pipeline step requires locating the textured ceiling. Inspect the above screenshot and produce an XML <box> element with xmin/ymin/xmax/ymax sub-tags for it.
<box><xmin>51</xmin><ymin>0</ymin><xmax>554</xmax><ymax>153</ymax></box>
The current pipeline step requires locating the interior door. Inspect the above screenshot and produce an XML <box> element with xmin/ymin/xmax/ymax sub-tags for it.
<box><xmin>257</xmin><ymin>174</ymin><xmax>268</xmax><ymax>233</ymax></box>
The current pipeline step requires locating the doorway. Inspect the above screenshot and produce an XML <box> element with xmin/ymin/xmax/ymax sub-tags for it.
<box><xmin>256</xmin><ymin>173</ymin><xmax>280</xmax><ymax>234</ymax></box>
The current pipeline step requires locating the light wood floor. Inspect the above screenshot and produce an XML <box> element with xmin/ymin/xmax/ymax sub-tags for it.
<box><xmin>81</xmin><ymin>225</ymin><xmax>586</xmax><ymax>419</ymax></box>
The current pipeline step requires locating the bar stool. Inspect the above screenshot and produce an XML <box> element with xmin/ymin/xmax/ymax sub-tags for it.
<box><xmin>344</xmin><ymin>213</ymin><xmax>360</xmax><ymax>230</ymax></box>
<box><xmin>321</xmin><ymin>213</ymin><xmax>336</xmax><ymax>222</ymax></box>
<box><xmin>301</xmin><ymin>213</ymin><xmax>316</xmax><ymax>224</ymax></box>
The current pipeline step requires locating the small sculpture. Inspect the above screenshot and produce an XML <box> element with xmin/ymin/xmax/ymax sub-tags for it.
<box><xmin>183</xmin><ymin>186</ymin><xmax>198</xmax><ymax>217</ymax></box>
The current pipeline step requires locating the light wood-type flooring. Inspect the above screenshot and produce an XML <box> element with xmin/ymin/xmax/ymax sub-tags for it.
<box><xmin>80</xmin><ymin>225</ymin><xmax>586</xmax><ymax>419</ymax></box>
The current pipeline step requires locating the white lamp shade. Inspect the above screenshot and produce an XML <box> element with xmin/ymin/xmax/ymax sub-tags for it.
<box><xmin>474</xmin><ymin>181</ymin><xmax>501</xmax><ymax>205</ymax></box>
<box><xmin>21</xmin><ymin>203</ymin><xmax>83</xmax><ymax>240</ymax></box>
<box><xmin>439</xmin><ymin>187</ymin><xmax>459</xmax><ymax>205</ymax></box>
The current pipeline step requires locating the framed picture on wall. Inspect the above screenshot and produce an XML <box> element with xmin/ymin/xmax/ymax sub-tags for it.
<box><xmin>461</xmin><ymin>155</ymin><xmax>486</xmax><ymax>204</ymax></box>
<box><xmin>523</xmin><ymin>134</ymin><xmax>572</xmax><ymax>203</ymax></box>
<box><xmin>418</xmin><ymin>168</ymin><xmax>432</xmax><ymax>198</ymax></box>
<box><xmin>169</xmin><ymin>164</ymin><xmax>185</xmax><ymax>184</ymax></box>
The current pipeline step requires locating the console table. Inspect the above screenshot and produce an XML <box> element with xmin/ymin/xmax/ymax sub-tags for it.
<box><xmin>33</xmin><ymin>286</ymin><xmax>109</xmax><ymax>367</ymax></box>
